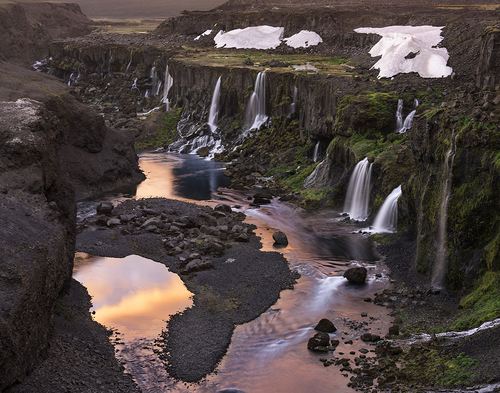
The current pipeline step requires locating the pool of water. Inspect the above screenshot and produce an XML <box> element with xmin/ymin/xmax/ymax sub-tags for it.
<box><xmin>73</xmin><ymin>151</ymin><xmax>393</xmax><ymax>393</ymax></box>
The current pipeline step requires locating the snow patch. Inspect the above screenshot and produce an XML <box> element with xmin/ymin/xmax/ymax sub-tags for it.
<box><xmin>194</xmin><ymin>29</ymin><xmax>212</xmax><ymax>41</ymax></box>
<box><xmin>214</xmin><ymin>26</ymin><xmax>284</xmax><ymax>50</ymax></box>
<box><xmin>283</xmin><ymin>30</ymin><xmax>323</xmax><ymax>48</ymax></box>
<box><xmin>355</xmin><ymin>25</ymin><xmax>453</xmax><ymax>79</ymax></box>
<box><xmin>214</xmin><ymin>26</ymin><xmax>323</xmax><ymax>50</ymax></box>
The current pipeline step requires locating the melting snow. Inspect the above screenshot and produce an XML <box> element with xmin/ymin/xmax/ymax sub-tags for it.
<box><xmin>213</xmin><ymin>26</ymin><xmax>323</xmax><ymax>50</ymax></box>
<box><xmin>283</xmin><ymin>30</ymin><xmax>323</xmax><ymax>48</ymax></box>
<box><xmin>194</xmin><ymin>29</ymin><xmax>212</xmax><ymax>41</ymax></box>
<box><xmin>354</xmin><ymin>25</ymin><xmax>453</xmax><ymax>79</ymax></box>
<box><xmin>214</xmin><ymin>26</ymin><xmax>284</xmax><ymax>50</ymax></box>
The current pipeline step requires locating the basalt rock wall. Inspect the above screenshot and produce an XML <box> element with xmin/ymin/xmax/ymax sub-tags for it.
<box><xmin>0</xmin><ymin>1</ymin><xmax>91</xmax><ymax>65</ymax></box>
<box><xmin>0</xmin><ymin>62</ymin><xmax>144</xmax><ymax>389</ymax></box>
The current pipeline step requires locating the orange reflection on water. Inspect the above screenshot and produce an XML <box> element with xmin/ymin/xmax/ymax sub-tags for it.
<box><xmin>135</xmin><ymin>156</ymin><xmax>179</xmax><ymax>200</ymax></box>
<box><xmin>73</xmin><ymin>253</ymin><xmax>192</xmax><ymax>339</ymax></box>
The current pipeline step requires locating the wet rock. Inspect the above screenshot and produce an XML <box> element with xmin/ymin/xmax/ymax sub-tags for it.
<box><xmin>361</xmin><ymin>333</ymin><xmax>381</xmax><ymax>342</ymax></box>
<box><xmin>235</xmin><ymin>233</ymin><xmax>250</xmax><ymax>242</ymax></box>
<box><xmin>214</xmin><ymin>203</ymin><xmax>232</xmax><ymax>214</ymax></box>
<box><xmin>97</xmin><ymin>202</ymin><xmax>114</xmax><ymax>215</ymax></box>
<box><xmin>308</xmin><ymin>332</ymin><xmax>331</xmax><ymax>351</ymax></box>
<box><xmin>343</xmin><ymin>267</ymin><xmax>367</xmax><ymax>284</ymax></box>
<box><xmin>253</xmin><ymin>193</ymin><xmax>272</xmax><ymax>204</ymax></box>
<box><xmin>272</xmin><ymin>231</ymin><xmax>289</xmax><ymax>246</ymax></box>
<box><xmin>315</xmin><ymin>318</ymin><xmax>337</xmax><ymax>333</ymax></box>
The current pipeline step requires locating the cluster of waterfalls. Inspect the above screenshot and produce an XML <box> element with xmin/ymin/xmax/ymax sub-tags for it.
<box><xmin>343</xmin><ymin>157</ymin><xmax>402</xmax><ymax>234</ymax></box>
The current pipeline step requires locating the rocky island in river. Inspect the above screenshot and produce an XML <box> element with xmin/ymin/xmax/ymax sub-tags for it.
<box><xmin>1</xmin><ymin>0</ymin><xmax>500</xmax><ymax>392</ymax></box>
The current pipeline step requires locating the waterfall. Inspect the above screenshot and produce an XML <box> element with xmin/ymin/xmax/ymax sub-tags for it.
<box><xmin>313</xmin><ymin>141</ymin><xmax>320</xmax><ymax>162</ymax></box>
<box><xmin>243</xmin><ymin>72</ymin><xmax>268</xmax><ymax>134</ymax></box>
<box><xmin>372</xmin><ymin>185</ymin><xmax>402</xmax><ymax>233</ymax></box>
<box><xmin>150</xmin><ymin>64</ymin><xmax>163</xmax><ymax>97</ymax></box>
<box><xmin>162</xmin><ymin>65</ymin><xmax>174</xmax><ymax>111</ymax></box>
<box><xmin>208</xmin><ymin>77</ymin><xmax>221</xmax><ymax>133</ymax></box>
<box><xmin>432</xmin><ymin>132</ymin><xmax>457</xmax><ymax>289</ymax></box>
<box><xmin>290</xmin><ymin>86</ymin><xmax>298</xmax><ymax>114</ymax></box>
<box><xmin>125</xmin><ymin>49</ymin><xmax>133</xmax><ymax>73</ymax></box>
<box><xmin>395</xmin><ymin>98</ymin><xmax>418</xmax><ymax>134</ymax></box>
<box><xmin>344</xmin><ymin>157</ymin><xmax>373</xmax><ymax>221</ymax></box>
<box><xmin>131</xmin><ymin>78</ymin><xmax>140</xmax><ymax>94</ymax></box>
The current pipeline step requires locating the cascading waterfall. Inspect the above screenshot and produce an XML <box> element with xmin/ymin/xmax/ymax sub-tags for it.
<box><xmin>372</xmin><ymin>185</ymin><xmax>402</xmax><ymax>233</ymax></box>
<box><xmin>125</xmin><ymin>49</ymin><xmax>133</xmax><ymax>73</ymax></box>
<box><xmin>149</xmin><ymin>64</ymin><xmax>163</xmax><ymax>97</ymax></box>
<box><xmin>208</xmin><ymin>76</ymin><xmax>221</xmax><ymax>133</ymax></box>
<box><xmin>344</xmin><ymin>157</ymin><xmax>373</xmax><ymax>221</ymax></box>
<box><xmin>432</xmin><ymin>132</ymin><xmax>457</xmax><ymax>289</ymax></box>
<box><xmin>243</xmin><ymin>72</ymin><xmax>268</xmax><ymax>134</ymax></box>
<box><xmin>161</xmin><ymin>65</ymin><xmax>174</xmax><ymax>111</ymax></box>
<box><xmin>396</xmin><ymin>98</ymin><xmax>419</xmax><ymax>134</ymax></box>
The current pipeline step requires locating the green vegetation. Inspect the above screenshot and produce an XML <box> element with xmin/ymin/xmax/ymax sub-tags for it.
<box><xmin>452</xmin><ymin>271</ymin><xmax>500</xmax><ymax>330</ymax></box>
<box><xmin>135</xmin><ymin>108</ymin><xmax>181</xmax><ymax>150</ymax></box>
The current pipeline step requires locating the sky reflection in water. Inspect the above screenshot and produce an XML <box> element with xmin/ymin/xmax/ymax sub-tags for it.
<box><xmin>73</xmin><ymin>253</ymin><xmax>192</xmax><ymax>339</ymax></box>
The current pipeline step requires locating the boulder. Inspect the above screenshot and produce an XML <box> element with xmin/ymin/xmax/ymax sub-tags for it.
<box><xmin>181</xmin><ymin>259</ymin><xmax>214</xmax><ymax>275</ymax></box>
<box><xmin>97</xmin><ymin>202</ymin><xmax>114</xmax><ymax>215</ymax></box>
<box><xmin>272</xmin><ymin>231</ymin><xmax>289</xmax><ymax>246</ymax></box>
<box><xmin>343</xmin><ymin>267</ymin><xmax>367</xmax><ymax>284</ymax></box>
<box><xmin>307</xmin><ymin>332</ymin><xmax>331</xmax><ymax>351</ymax></box>
<box><xmin>315</xmin><ymin>318</ymin><xmax>337</xmax><ymax>333</ymax></box>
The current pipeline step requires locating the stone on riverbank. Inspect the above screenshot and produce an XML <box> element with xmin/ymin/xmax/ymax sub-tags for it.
<box><xmin>343</xmin><ymin>267</ymin><xmax>368</xmax><ymax>284</ymax></box>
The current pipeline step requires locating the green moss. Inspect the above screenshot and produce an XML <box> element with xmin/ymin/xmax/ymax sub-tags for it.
<box><xmin>452</xmin><ymin>271</ymin><xmax>500</xmax><ymax>330</ymax></box>
<box><xmin>135</xmin><ymin>108</ymin><xmax>181</xmax><ymax>150</ymax></box>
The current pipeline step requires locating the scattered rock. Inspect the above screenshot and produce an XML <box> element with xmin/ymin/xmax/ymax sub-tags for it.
<box><xmin>308</xmin><ymin>332</ymin><xmax>331</xmax><ymax>352</ymax></box>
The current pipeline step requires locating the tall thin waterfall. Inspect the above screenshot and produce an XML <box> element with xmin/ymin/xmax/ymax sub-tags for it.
<box><xmin>396</xmin><ymin>98</ymin><xmax>418</xmax><ymax>134</ymax></box>
<box><xmin>243</xmin><ymin>72</ymin><xmax>268</xmax><ymax>134</ymax></box>
<box><xmin>290</xmin><ymin>86</ymin><xmax>298</xmax><ymax>114</ymax></box>
<box><xmin>344</xmin><ymin>157</ymin><xmax>373</xmax><ymax>221</ymax></box>
<box><xmin>150</xmin><ymin>64</ymin><xmax>163</xmax><ymax>97</ymax></box>
<box><xmin>372</xmin><ymin>185</ymin><xmax>402</xmax><ymax>233</ymax></box>
<box><xmin>432</xmin><ymin>132</ymin><xmax>457</xmax><ymax>289</ymax></box>
<box><xmin>125</xmin><ymin>49</ymin><xmax>133</xmax><ymax>73</ymax></box>
<box><xmin>208</xmin><ymin>77</ymin><xmax>221</xmax><ymax>133</ymax></box>
<box><xmin>313</xmin><ymin>141</ymin><xmax>320</xmax><ymax>162</ymax></box>
<box><xmin>162</xmin><ymin>65</ymin><xmax>174</xmax><ymax>111</ymax></box>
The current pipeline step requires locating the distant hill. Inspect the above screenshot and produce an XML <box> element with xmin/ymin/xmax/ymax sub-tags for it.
<box><xmin>18</xmin><ymin>0</ymin><xmax>228</xmax><ymax>19</ymax></box>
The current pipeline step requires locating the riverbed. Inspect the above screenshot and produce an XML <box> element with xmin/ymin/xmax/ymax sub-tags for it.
<box><xmin>74</xmin><ymin>150</ymin><xmax>394</xmax><ymax>393</ymax></box>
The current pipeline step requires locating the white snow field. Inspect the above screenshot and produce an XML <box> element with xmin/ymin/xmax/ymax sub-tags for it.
<box><xmin>213</xmin><ymin>26</ymin><xmax>323</xmax><ymax>50</ymax></box>
<box><xmin>355</xmin><ymin>25</ymin><xmax>453</xmax><ymax>79</ymax></box>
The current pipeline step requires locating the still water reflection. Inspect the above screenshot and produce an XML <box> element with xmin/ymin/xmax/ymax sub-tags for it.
<box><xmin>73</xmin><ymin>253</ymin><xmax>192</xmax><ymax>339</ymax></box>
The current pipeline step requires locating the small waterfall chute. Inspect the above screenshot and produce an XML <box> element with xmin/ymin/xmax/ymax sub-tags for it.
<box><xmin>208</xmin><ymin>76</ymin><xmax>221</xmax><ymax>133</ymax></box>
<box><xmin>396</xmin><ymin>98</ymin><xmax>419</xmax><ymax>134</ymax></box>
<box><xmin>313</xmin><ymin>141</ymin><xmax>320</xmax><ymax>162</ymax></box>
<box><xmin>372</xmin><ymin>185</ymin><xmax>402</xmax><ymax>233</ymax></box>
<box><xmin>243</xmin><ymin>72</ymin><xmax>268</xmax><ymax>135</ymax></box>
<box><xmin>290</xmin><ymin>86</ymin><xmax>298</xmax><ymax>114</ymax></box>
<box><xmin>344</xmin><ymin>157</ymin><xmax>373</xmax><ymax>221</ymax></box>
<box><xmin>125</xmin><ymin>49</ymin><xmax>133</xmax><ymax>73</ymax></box>
<box><xmin>162</xmin><ymin>65</ymin><xmax>174</xmax><ymax>111</ymax></box>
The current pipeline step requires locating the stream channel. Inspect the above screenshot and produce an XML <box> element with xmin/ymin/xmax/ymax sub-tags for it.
<box><xmin>74</xmin><ymin>150</ymin><xmax>393</xmax><ymax>393</ymax></box>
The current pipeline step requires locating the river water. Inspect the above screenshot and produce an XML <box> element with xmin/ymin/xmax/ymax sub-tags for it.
<box><xmin>74</xmin><ymin>150</ymin><xmax>393</xmax><ymax>393</ymax></box>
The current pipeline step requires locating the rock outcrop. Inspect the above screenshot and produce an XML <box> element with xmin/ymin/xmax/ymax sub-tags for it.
<box><xmin>0</xmin><ymin>1</ymin><xmax>91</xmax><ymax>65</ymax></box>
<box><xmin>0</xmin><ymin>61</ymin><xmax>144</xmax><ymax>389</ymax></box>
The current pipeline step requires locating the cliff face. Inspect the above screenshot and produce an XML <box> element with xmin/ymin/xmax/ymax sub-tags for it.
<box><xmin>0</xmin><ymin>61</ymin><xmax>144</xmax><ymax>389</ymax></box>
<box><xmin>0</xmin><ymin>1</ymin><xmax>91</xmax><ymax>65</ymax></box>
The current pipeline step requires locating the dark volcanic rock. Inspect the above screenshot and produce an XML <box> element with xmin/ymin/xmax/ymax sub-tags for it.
<box><xmin>315</xmin><ymin>318</ymin><xmax>337</xmax><ymax>333</ymax></box>
<box><xmin>273</xmin><ymin>231</ymin><xmax>289</xmax><ymax>245</ymax></box>
<box><xmin>308</xmin><ymin>332</ymin><xmax>331</xmax><ymax>351</ymax></box>
<box><xmin>343</xmin><ymin>267</ymin><xmax>368</xmax><ymax>284</ymax></box>
<box><xmin>0</xmin><ymin>98</ymin><xmax>76</xmax><ymax>390</ymax></box>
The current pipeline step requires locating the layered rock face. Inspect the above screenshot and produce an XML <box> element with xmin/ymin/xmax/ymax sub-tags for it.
<box><xmin>0</xmin><ymin>1</ymin><xmax>91</xmax><ymax>65</ymax></box>
<box><xmin>0</xmin><ymin>98</ymin><xmax>75</xmax><ymax>390</ymax></box>
<box><xmin>0</xmin><ymin>61</ymin><xmax>144</xmax><ymax>388</ymax></box>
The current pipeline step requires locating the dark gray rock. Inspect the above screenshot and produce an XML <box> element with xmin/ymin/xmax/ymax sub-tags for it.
<box><xmin>96</xmin><ymin>202</ymin><xmax>114</xmax><ymax>215</ymax></box>
<box><xmin>343</xmin><ymin>267</ymin><xmax>367</xmax><ymax>284</ymax></box>
<box><xmin>315</xmin><ymin>318</ymin><xmax>337</xmax><ymax>333</ymax></box>
<box><xmin>272</xmin><ymin>231</ymin><xmax>289</xmax><ymax>245</ymax></box>
<box><xmin>308</xmin><ymin>332</ymin><xmax>331</xmax><ymax>351</ymax></box>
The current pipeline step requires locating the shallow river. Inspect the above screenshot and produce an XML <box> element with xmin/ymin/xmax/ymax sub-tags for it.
<box><xmin>74</xmin><ymin>150</ymin><xmax>393</xmax><ymax>393</ymax></box>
